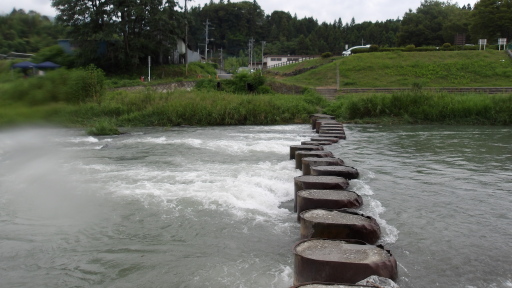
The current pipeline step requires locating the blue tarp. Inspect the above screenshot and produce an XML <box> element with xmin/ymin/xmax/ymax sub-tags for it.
<box><xmin>11</xmin><ymin>61</ymin><xmax>36</xmax><ymax>69</ymax></box>
<box><xmin>35</xmin><ymin>61</ymin><xmax>61</xmax><ymax>69</ymax></box>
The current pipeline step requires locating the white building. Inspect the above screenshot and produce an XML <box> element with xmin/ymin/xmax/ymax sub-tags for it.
<box><xmin>263</xmin><ymin>55</ymin><xmax>318</xmax><ymax>69</ymax></box>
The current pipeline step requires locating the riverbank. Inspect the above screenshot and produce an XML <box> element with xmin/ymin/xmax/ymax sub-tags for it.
<box><xmin>0</xmin><ymin>88</ymin><xmax>326</xmax><ymax>131</ymax></box>
<box><xmin>324</xmin><ymin>91</ymin><xmax>512</xmax><ymax>125</ymax></box>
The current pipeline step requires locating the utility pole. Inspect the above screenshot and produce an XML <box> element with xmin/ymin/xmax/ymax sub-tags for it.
<box><xmin>261</xmin><ymin>41</ymin><xmax>266</xmax><ymax>73</ymax></box>
<box><xmin>248</xmin><ymin>38</ymin><xmax>255</xmax><ymax>69</ymax></box>
<box><xmin>204</xmin><ymin>19</ymin><xmax>214</xmax><ymax>63</ymax></box>
<box><xmin>220</xmin><ymin>48</ymin><xmax>223</xmax><ymax>70</ymax></box>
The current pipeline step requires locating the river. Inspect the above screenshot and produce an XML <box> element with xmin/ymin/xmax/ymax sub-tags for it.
<box><xmin>0</xmin><ymin>124</ymin><xmax>510</xmax><ymax>288</ymax></box>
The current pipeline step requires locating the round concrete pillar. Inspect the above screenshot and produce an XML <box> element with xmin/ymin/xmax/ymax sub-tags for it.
<box><xmin>311</xmin><ymin>137</ymin><xmax>339</xmax><ymax>143</ymax></box>
<box><xmin>295</xmin><ymin>151</ymin><xmax>334</xmax><ymax>170</ymax></box>
<box><xmin>293</xmin><ymin>239</ymin><xmax>398</xmax><ymax>285</ymax></box>
<box><xmin>299</xmin><ymin>209</ymin><xmax>381</xmax><ymax>244</ymax></box>
<box><xmin>290</xmin><ymin>145</ymin><xmax>324</xmax><ymax>160</ymax></box>
<box><xmin>302</xmin><ymin>157</ymin><xmax>345</xmax><ymax>175</ymax></box>
<box><xmin>301</xmin><ymin>141</ymin><xmax>333</xmax><ymax>146</ymax></box>
<box><xmin>310</xmin><ymin>166</ymin><xmax>359</xmax><ymax>180</ymax></box>
<box><xmin>294</xmin><ymin>176</ymin><xmax>350</xmax><ymax>212</ymax></box>
<box><xmin>296</xmin><ymin>189</ymin><xmax>363</xmax><ymax>219</ymax></box>
<box><xmin>319</xmin><ymin>134</ymin><xmax>346</xmax><ymax>140</ymax></box>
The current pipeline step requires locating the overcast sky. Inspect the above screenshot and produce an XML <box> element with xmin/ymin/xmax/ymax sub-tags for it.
<box><xmin>2</xmin><ymin>0</ymin><xmax>479</xmax><ymax>24</ymax></box>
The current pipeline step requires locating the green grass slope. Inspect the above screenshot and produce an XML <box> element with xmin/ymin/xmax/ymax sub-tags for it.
<box><xmin>280</xmin><ymin>50</ymin><xmax>512</xmax><ymax>88</ymax></box>
<box><xmin>270</xmin><ymin>57</ymin><xmax>341</xmax><ymax>74</ymax></box>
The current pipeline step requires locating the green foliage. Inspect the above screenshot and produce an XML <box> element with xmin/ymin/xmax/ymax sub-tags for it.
<box><xmin>405</xmin><ymin>45</ymin><xmax>416</xmax><ymax>51</ymax></box>
<box><xmin>0</xmin><ymin>9</ymin><xmax>65</xmax><ymax>54</ymax></box>
<box><xmin>53</xmin><ymin>0</ymin><xmax>180</xmax><ymax>73</ymax></box>
<box><xmin>302</xmin><ymin>89</ymin><xmax>329</xmax><ymax>107</ymax></box>
<box><xmin>220</xmin><ymin>73</ymin><xmax>269</xmax><ymax>94</ymax></box>
<box><xmin>68</xmin><ymin>65</ymin><xmax>106</xmax><ymax>103</ymax></box>
<box><xmin>398</xmin><ymin>1</ymin><xmax>470</xmax><ymax>47</ymax></box>
<box><xmin>369</xmin><ymin>45</ymin><xmax>380</xmax><ymax>52</ymax></box>
<box><xmin>324</xmin><ymin>91</ymin><xmax>512</xmax><ymax>125</ymax></box>
<box><xmin>0</xmin><ymin>68</ymin><xmax>71</xmax><ymax>105</ymax></box>
<box><xmin>31</xmin><ymin>45</ymin><xmax>75</xmax><ymax>67</ymax></box>
<box><xmin>87</xmin><ymin>120</ymin><xmax>121</xmax><ymax>136</ymax></box>
<box><xmin>0</xmin><ymin>89</ymin><xmax>316</xmax><ymax>127</ymax></box>
<box><xmin>442</xmin><ymin>43</ymin><xmax>452</xmax><ymax>48</ymax></box>
<box><xmin>470</xmin><ymin>0</ymin><xmax>512</xmax><ymax>43</ymax></box>
<box><xmin>321</xmin><ymin>52</ymin><xmax>333</xmax><ymax>58</ymax></box>
<box><xmin>224</xmin><ymin>57</ymin><xmax>247</xmax><ymax>74</ymax></box>
<box><xmin>195</xmin><ymin>78</ymin><xmax>218</xmax><ymax>90</ymax></box>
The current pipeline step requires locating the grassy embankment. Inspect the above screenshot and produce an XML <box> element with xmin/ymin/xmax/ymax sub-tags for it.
<box><xmin>279</xmin><ymin>50</ymin><xmax>512</xmax><ymax>88</ymax></box>
<box><xmin>2</xmin><ymin>50</ymin><xmax>512</xmax><ymax>133</ymax></box>
<box><xmin>270</xmin><ymin>56</ymin><xmax>342</xmax><ymax>74</ymax></box>
<box><xmin>0</xmin><ymin>62</ymin><xmax>326</xmax><ymax>134</ymax></box>
<box><xmin>269</xmin><ymin>50</ymin><xmax>512</xmax><ymax>125</ymax></box>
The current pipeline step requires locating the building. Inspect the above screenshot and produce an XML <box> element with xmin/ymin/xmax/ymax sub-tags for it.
<box><xmin>263</xmin><ymin>55</ymin><xmax>318</xmax><ymax>69</ymax></box>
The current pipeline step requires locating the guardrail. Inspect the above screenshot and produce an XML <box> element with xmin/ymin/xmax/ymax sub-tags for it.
<box><xmin>267</xmin><ymin>56</ymin><xmax>317</xmax><ymax>69</ymax></box>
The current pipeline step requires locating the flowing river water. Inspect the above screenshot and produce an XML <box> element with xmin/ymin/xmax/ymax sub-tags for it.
<box><xmin>0</xmin><ymin>124</ymin><xmax>511</xmax><ymax>288</ymax></box>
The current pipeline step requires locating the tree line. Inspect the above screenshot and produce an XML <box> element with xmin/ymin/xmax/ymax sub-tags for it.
<box><xmin>0</xmin><ymin>9</ymin><xmax>65</xmax><ymax>55</ymax></box>
<box><xmin>2</xmin><ymin>0</ymin><xmax>511</xmax><ymax>73</ymax></box>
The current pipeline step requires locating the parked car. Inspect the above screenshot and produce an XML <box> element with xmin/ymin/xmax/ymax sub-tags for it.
<box><xmin>342</xmin><ymin>45</ymin><xmax>371</xmax><ymax>56</ymax></box>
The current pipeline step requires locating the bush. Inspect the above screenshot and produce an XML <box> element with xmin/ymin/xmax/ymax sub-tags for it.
<box><xmin>369</xmin><ymin>45</ymin><xmax>380</xmax><ymax>52</ymax></box>
<box><xmin>87</xmin><ymin>119</ymin><xmax>121</xmax><ymax>136</ymax></box>
<box><xmin>405</xmin><ymin>45</ymin><xmax>416</xmax><ymax>51</ymax></box>
<box><xmin>68</xmin><ymin>64</ymin><xmax>106</xmax><ymax>103</ymax></box>
<box><xmin>302</xmin><ymin>89</ymin><xmax>328</xmax><ymax>107</ymax></box>
<box><xmin>195</xmin><ymin>78</ymin><xmax>218</xmax><ymax>90</ymax></box>
<box><xmin>0</xmin><ymin>68</ymin><xmax>71</xmax><ymax>105</ymax></box>
<box><xmin>321</xmin><ymin>52</ymin><xmax>333</xmax><ymax>58</ymax></box>
<box><xmin>31</xmin><ymin>45</ymin><xmax>75</xmax><ymax>67</ymax></box>
<box><xmin>442</xmin><ymin>43</ymin><xmax>452</xmax><ymax>49</ymax></box>
<box><xmin>221</xmin><ymin>73</ymin><xmax>268</xmax><ymax>93</ymax></box>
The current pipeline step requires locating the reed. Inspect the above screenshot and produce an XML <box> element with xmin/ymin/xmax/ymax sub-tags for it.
<box><xmin>98</xmin><ymin>89</ymin><xmax>319</xmax><ymax>127</ymax></box>
<box><xmin>0</xmin><ymin>88</ymin><xmax>322</xmax><ymax>130</ymax></box>
<box><xmin>324</xmin><ymin>91</ymin><xmax>512</xmax><ymax>125</ymax></box>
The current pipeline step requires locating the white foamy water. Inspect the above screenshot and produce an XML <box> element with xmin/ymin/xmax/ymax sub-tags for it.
<box><xmin>2</xmin><ymin>124</ymin><xmax>508</xmax><ymax>288</ymax></box>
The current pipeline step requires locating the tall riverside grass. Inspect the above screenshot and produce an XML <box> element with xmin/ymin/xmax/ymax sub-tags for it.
<box><xmin>96</xmin><ymin>89</ymin><xmax>319</xmax><ymax>126</ymax></box>
<box><xmin>0</xmin><ymin>89</ymin><xmax>323</xmax><ymax>128</ymax></box>
<box><xmin>324</xmin><ymin>91</ymin><xmax>512</xmax><ymax>125</ymax></box>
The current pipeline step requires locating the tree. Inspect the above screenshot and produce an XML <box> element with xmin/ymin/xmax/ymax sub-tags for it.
<box><xmin>0</xmin><ymin>9</ymin><xmax>64</xmax><ymax>54</ymax></box>
<box><xmin>398</xmin><ymin>0</ymin><xmax>462</xmax><ymax>46</ymax></box>
<box><xmin>470</xmin><ymin>0</ymin><xmax>512</xmax><ymax>42</ymax></box>
<box><xmin>52</xmin><ymin>0</ymin><xmax>180</xmax><ymax>72</ymax></box>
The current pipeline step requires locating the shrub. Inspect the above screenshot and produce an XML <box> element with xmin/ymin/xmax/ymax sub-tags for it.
<box><xmin>321</xmin><ymin>52</ymin><xmax>333</xmax><ymax>58</ymax></box>
<box><xmin>369</xmin><ymin>45</ymin><xmax>380</xmax><ymax>52</ymax></box>
<box><xmin>442</xmin><ymin>43</ymin><xmax>452</xmax><ymax>49</ymax></box>
<box><xmin>405</xmin><ymin>45</ymin><xmax>416</xmax><ymax>51</ymax></box>
<box><xmin>222</xmin><ymin>73</ymin><xmax>268</xmax><ymax>93</ymax></box>
<box><xmin>68</xmin><ymin>64</ymin><xmax>106</xmax><ymax>103</ymax></box>
<box><xmin>87</xmin><ymin>119</ymin><xmax>121</xmax><ymax>136</ymax></box>
<box><xmin>31</xmin><ymin>45</ymin><xmax>75</xmax><ymax>67</ymax></box>
<box><xmin>195</xmin><ymin>78</ymin><xmax>218</xmax><ymax>90</ymax></box>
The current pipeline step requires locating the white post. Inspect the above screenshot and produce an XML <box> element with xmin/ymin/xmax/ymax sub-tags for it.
<box><xmin>148</xmin><ymin>56</ymin><xmax>151</xmax><ymax>82</ymax></box>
